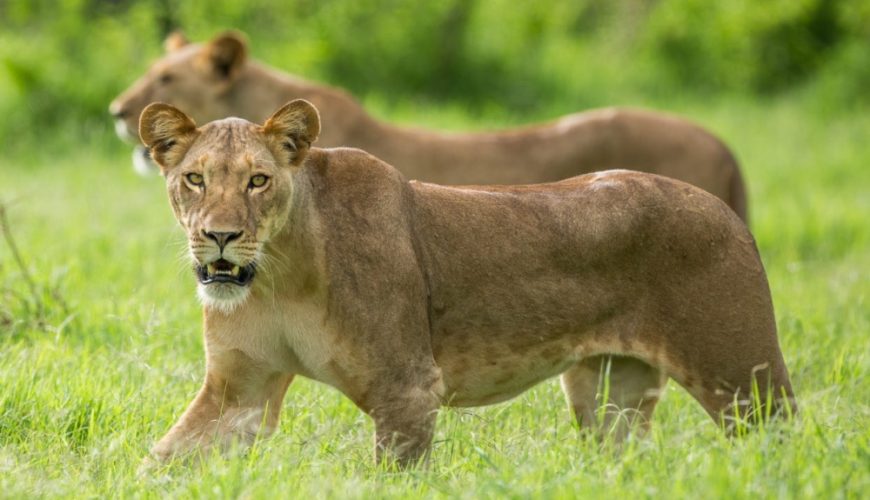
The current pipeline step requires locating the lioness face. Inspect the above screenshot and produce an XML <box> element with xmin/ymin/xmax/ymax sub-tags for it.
<box><xmin>110</xmin><ymin>32</ymin><xmax>248</xmax><ymax>173</ymax></box>
<box><xmin>169</xmin><ymin>132</ymin><xmax>289</xmax><ymax>311</ymax></box>
<box><xmin>138</xmin><ymin>100</ymin><xmax>320</xmax><ymax>312</ymax></box>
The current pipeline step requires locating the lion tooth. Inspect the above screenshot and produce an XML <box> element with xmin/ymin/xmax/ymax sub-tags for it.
<box><xmin>232</xmin><ymin>265</ymin><xmax>240</xmax><ymax>276</ymax></box>
<box><xmin>207</xmin><ymin>264</ymin><xmax>216</xmax><ymax>275</ymax></box>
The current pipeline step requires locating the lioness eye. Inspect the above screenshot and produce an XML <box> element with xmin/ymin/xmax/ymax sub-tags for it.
<box><xmin>159</xmin><ymin>73</ymin><xmax>173</xmax><ymax>84</ymax></box>
<box><xmin>186</xmin><ymin>173</ymin><xmax>204</xmax><ymax>186</ymax></box>
<box><xmin>249</xmin><ymin>174</ymin><xmax>269</xmax><ymax>189</ymax></box>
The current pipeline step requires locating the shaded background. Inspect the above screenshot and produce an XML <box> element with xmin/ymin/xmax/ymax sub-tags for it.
<box><xmin>1</xmin><ymin>0</ymin><xmax>869</xmax><ymax>158</ymax></box>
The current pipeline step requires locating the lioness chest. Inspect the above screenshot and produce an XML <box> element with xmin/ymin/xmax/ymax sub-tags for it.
<box><xmin>205</xmin><ymin>298</ymin><xmax>349</xmax><ymax>390</ymax></box>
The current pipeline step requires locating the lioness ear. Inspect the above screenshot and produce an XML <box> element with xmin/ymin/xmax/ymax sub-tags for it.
<box><xmin>164</xmin><ymin>31</ymin><xmax>189</xmax><ymax>52</ymax></box>
<box><xmin>262</xmin><ymin>100</ymin><xmax>321</xmax><ymax>167</ymax></box>
<box><xmin>204</xmin><ymin>31</ymin><xmax>247</xmax><ymax>79</ymax></box>
<box><xmin>139</xmin><ymin>103</ymin><xmax>198</xmax><ymax>173</ymax></box>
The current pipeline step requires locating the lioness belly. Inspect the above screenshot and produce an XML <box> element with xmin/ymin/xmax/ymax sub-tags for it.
<box><xmin>435</xmin><ymin>341</ymin><xmax>578</xmax><ymax>407</ymax></box>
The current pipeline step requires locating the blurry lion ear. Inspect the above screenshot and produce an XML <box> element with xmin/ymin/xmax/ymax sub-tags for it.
<box><xmin>164</xmin><ymin>31</ymin><xmax>189</xmax><ymax>52</ymax></box>
<box><xmin>262</xmin><ymin>99</ymin><xmax>321</xmax><ymax>167</ymax></box>
<box><xmin>204</xmin><ymin>31</ymin><xmax>247</xmax><ymax>79</ymax></box>
<box><xmin>139</xmin><ymin>103</ymin><xmax>198</xmax><ymax>173</ymax></box>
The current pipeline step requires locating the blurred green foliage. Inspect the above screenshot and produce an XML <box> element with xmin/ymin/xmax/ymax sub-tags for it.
<box><xmin>0</xmin><ymin>0</ymin><xmax>868</xmax><ymax>157</ymax></box>
<box><xmin>644</xmin><ymin>0</ymin><xmax>868</xmax><ymax>93</ymax></box>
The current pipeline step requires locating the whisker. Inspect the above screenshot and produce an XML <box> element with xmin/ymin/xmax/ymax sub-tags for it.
<box><xmin>257</xmin><ymin>256</ymin><xmax>279</xmax><ymax>309</ymax></box>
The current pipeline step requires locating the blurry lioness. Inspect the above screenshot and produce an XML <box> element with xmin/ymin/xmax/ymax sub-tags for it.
<box><xmin>112</xmin><ymin>31</ymin><xmax>748</xmax><ymax>222</ymax></box>
<box><xmin>139</xmin><ymin>99</ymin><xmax>793</xmax><ymax>465</ymax></box>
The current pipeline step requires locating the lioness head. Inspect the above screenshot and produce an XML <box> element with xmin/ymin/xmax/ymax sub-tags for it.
<box><xmin>111</xmin><ymin>32</ymin><xmax>249</xmax><ymax>174</ymax></box>
<box><xmin>139</xmin><ymin>99</ymin><xmax>320</xmax><ymax>312</ymax></box>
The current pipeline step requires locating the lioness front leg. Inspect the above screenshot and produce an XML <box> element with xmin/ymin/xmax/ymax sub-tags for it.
<box><xmin>150</xmin><ymin>349</ymin><xmax>294</xmax><ymax>462</ymax></box>
<box><xmin>367</xmin><ymin>382</ymin><xmax>442</xmax><ymax>467</ymax></box>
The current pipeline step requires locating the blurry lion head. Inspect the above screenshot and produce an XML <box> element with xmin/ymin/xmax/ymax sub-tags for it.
<box><xmin>111</xmin><ymin>32</ymin><xmax>249</xmax><ymax>174</ymax></box>
<box><xmin>138</xmin><ymin>99</ymin><xmax>320</xmax><ymax>312</ymax></box>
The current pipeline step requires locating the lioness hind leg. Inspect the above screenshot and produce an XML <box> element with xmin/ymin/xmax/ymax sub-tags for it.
<box><xmin>560</xmin><ymin>355</ymin><xmax>666</xmax><ymax>442</ymax></box>
<box><xmin>678</xmin><ymin>359</ymin><xmax>797</xmax><ymax>435</ymax></box>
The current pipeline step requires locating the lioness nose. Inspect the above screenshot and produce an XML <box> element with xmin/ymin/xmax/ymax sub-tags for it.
<box><xmin>109</xmin><ymin>101</ymin><xmax>128</xmax><ymax>119</ymax></box>
<box><xmin>204</xmin><ymin>230</ymin><xmax>243</xmax><ymax>251</ymax></box>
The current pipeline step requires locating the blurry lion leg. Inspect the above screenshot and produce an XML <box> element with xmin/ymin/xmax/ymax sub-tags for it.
<box><xmin>561</xmin><ymin>355</ymin><xmax>666</xmax><ymax>442</ymax></box>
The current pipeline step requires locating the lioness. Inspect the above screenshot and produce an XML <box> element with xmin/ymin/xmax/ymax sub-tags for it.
<box><xmin>113</xmin><ymin>31</ymin><xmax>748</xmax><ymax>221</ymax></box>
<box><xmin>139</xmin><ymin>99</ymin><xmax>793</xmax><ymax>465</ymax></box>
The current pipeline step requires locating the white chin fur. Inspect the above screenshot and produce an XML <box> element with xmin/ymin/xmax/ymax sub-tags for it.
<box><xmin>132</xmin><ymin>146</ymin><xmax>158</xmax><ymax>176</ymax></box>
<box><xmin>114</xmin><ymin>120</ymin><xmax>134</xmax><ymax>142</ymax></box>
<box><xmin>197</xmin><ymin>283</ymin><xmax>251</xmax><ymax>314</ymax></box>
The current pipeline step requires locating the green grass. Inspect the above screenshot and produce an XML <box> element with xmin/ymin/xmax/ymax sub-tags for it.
<box><xmin>0</xmin><ymin>96</ymin><xmax>868</xmax><ymax>498</ymax></box>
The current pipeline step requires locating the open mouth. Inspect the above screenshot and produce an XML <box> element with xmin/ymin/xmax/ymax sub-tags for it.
<box><xmin>196</xmin><ymin>258</ymin><xmax>256</xmax><ymax>286</ymax></box>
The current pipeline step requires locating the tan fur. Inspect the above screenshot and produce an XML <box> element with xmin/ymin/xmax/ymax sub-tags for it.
<box><xmin>139</xmin><ymin>100</ymin><xmax>793</xmax><ymax>466</ymax></box>
<box><xmin>112</xmin><ymin>31</ymin><xmax>748</xmax><ymax>221</ymax></box>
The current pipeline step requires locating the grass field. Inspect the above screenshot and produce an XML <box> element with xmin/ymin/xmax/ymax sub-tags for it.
<box><xmin>0</xmin><ymin>94</ymin><xmax>868</xmax><ymax>498</ymax></box>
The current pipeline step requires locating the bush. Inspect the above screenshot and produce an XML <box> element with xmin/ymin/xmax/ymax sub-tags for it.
<box><xmin>644</xmin><ymin>0</ymin><xmax>862</xmax><ymax>95</ymax></box>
